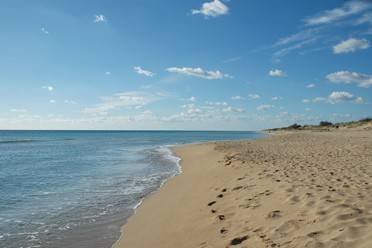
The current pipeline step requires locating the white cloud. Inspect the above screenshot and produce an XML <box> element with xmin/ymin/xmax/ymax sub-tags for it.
<box><xmin>94</xmin><ymin>14</ymin><xmax>106</xmax><ymax>23</ymax></box>
<box><xmin>83</xmin><ymin>91</ymin><xmax>158</xmax><ymax>114</ymax></box>
<box><xmin>174</xmin><ymin>104</ymin><xmax>205</xmax><ymax>121</ymax></box>
<box><xmin>166</xmin><ymin>100</ymin><xmax>245</xmax><ymax>123</ymax></box>
<box><xmin>222</xmin><ymin>106</ymin><xmax>245</xmax><ymax>113</ymax></box>
<box><xmin>64</xmin><ymin>100</ymin><xmax>77</xmax><ymax>104</ymax></box>
<box><xmin>49</xmin><ymin>99</ymin><xmax>56</xmax><ymax>104</ymax></box>
<box><xmin>272</xmin><ymin>1</ymin><xmax>372</xmax><ymax>58</ymax></box>
<box><xmin>231</xmin><ymin>96</ymin><xmax>245</xmax><ymax>100</ymax></box>
<box><xmin>166</xmin><ymin>67</ymin><xmax>231</xmax><ymax>80</ymax></box>
<box><xmin>205</xmin><ymin>101</ymin><xmax>228</xmax><ymax>106</ymax></box>
<box><xmin>188</xmin><ymin>96</ymin><xmax>196</xmax><ymax>102</ymax></box>
<box><xmin>303</xmin><ymin>97</ymin><xmax>327</xmax><ymax>103</ymax></box>
<box><xmin>313</xmin><ymin>97</ymin><xmax>327</xmax><ymax>103</ymax></box>
<box><xmin>248</xmin><ymin>94</ymin><xmax>261</xmax><ymax>100</ymax></box>
<box><xmin>326</xmin><ymin>70</ymin><xmax>372</xmax><ymax>88</ymax></box>
<box><xmin>271</xmin><ymin>96</ymin><xmax>282</xmax><ymax>101</ymax></box>
<box><xmin>182</xmin><ymin>103</ymin><xmax>194</xmax><ymax>108</ymax></box>
<box><xmin>328</xmin><ymin>91</ymin><xmax>354</xmax><ymax>103</ymax></box>
<box><xmin>275</xmin><ymin>28</ymin><xmax>321</xmax><ymax>46</ymax></box>
<box><xmin>42</xmin><ymin>85</ymin><xmax>54</xmax><ymax>91</ymax></box>
<box><xmin>192</xmin><ymin>0</ymin><xmax>229</xmax><ymax>18</ymax></box>
<box><xmin>10</xmin><ymin>108</ymin><xmax>27</xmax><ymax>113</ymax></box>
<box><xmin>133</xmin><ymin>110</ymin><xmax>157</xmax><ymax>122</ymax></box>
<box><xmin>273</xmin><ymin>28</ymin><xmax>321</xmax><ymax>57</ymax></box>
<box><xmin>269</xmin><ymin>69</ymin><xmax>286</xmax><ymax>77</ymax></box>
<box><xmin>105</xmin><ymin>71</ymin><xmax>111</xmax><ymax>75</ymax></box>
<box><xmin>187</xmin><ymin>105</ymin><xmax>202</xmax><ymax>114</ymax></box>
<box><xmin>273</xmin><ymin>38</ymin><xmax>317</xmax><ymax>57</ymax></box>
<box><xmin>134</xmin><ymin>66</ymin><xmax>155</xmax><ymax>77</ymax></box>
<box><xmin>306</xmin><ymin>83</ymin><xmax>316</xmax><ymax>88</ymax></box>
<box><xmin>41</xmin><ymin>27</ymin><xmax>49</xmax><ymax>34</ymax></box>
<box><xmin>305</xmin><ymin>91</ymin><xmax>364</xmax><ymax>104</ymax></box>
<box><xmin>333</xmin><ymin>38</ymin><xmax>370</xmax><ymax>54</ymax></box>
<box><xmin>257</xmin><ymin>104</ymin><xmax>274</xmax><ymax>111</ymax></box>
<box><xmin>355</xmin><ymin>96</ymin><xmax>365</xmax><ymax>104</ymax></box>
<box><xmin>304</xmin><ymin>1</ymin><xmax>372</xmax><ymax>26</ymax></box>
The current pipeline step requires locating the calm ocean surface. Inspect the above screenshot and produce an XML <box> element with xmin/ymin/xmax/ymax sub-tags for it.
<box><xmin>0</xmin><ymin>130</ymin><xmax>265</xmax><ymax>248</ymax></box>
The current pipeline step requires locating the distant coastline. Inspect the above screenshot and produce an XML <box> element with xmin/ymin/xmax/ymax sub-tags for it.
<box><xmin>266</xmin><ymin>117</ymin><xmax>372</xmax><ymax>132</ymax></box>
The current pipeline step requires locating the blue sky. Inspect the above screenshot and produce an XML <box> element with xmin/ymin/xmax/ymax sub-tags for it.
<box><xmin>1</xmin><ymin>0</ymin><xmax>371</xmax><ymax>130</ymax></box>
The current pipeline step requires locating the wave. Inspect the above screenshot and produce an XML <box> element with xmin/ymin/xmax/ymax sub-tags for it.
<box><xmin>155</xmin><ymin>145</ymin><xmax>182</xmax><ymax>174</ymax></box>
<box><xmin>131</xmin><ymin>145</ymin><xmax>182</xmax><ymax>211</ymax></box>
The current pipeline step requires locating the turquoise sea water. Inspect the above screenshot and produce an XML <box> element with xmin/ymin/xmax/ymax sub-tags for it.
<box><xmin>0</xmin><ymin>131</ymin><xmax>265</xmax><ymax>248</ymax></box>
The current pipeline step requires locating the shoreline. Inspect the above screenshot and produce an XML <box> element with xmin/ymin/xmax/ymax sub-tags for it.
<box><xmin>129</xmin><ymin>145</ymin><xmax>183</xmax><ymax>213</ymax></box>
<box><xmin>112</xmin><ymin>142</ymin><xmax>228</xmax><ymax>248</ymax></box>
<box><xmin>112</xmin><ymin>128</ymin><xmax>372</xmax><ymax>247</ymax></box>
<box><xmin>125</xmin><ymin>134</ymin><xmax>268</xmax><ymax>223</ymax></box>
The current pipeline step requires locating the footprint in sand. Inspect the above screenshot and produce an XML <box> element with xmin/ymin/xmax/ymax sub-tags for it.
<box><xmin>218</xmin><ymin>215</ymin><xmax>225</xmax><ymax>221</ymax></box>
<box><xmin>267</xmin><ymin>210</ymin><xmax>281</xmax><ymax>218</ymax></box>
<box><xmin>307</xmin><ymin>231</ymin><xmax>323</xmax><ymax>238</ymax></box>
<box><xmin>229</xmin><ymin>235</ymin><xmax>248</xmax><ymax>246</ymax></box>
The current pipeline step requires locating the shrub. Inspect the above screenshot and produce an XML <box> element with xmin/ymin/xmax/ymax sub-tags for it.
<box><xmin>319</xmin><ymin>121</ymin><xmax>333</xmax><ymax>127</ymax></box>
<box><xmin>288</xmin><ymin>123</ymin><xmax>301</xmax><ymax>129</ymax></box>
<box><xmin>359</xmin><ymin>117</ymin><xmax>372</xmax><ymax>123</ymax></box>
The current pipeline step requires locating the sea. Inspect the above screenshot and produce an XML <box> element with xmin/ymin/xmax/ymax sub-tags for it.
<box><xmin>0</xmin><ymin>130</ymin><xmax>265</xmax><ymax>248</ymax></box>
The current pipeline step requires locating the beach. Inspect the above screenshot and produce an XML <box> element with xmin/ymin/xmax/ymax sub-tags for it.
<box><xmin>114</xmin><ymin>126</ymin><xmax>372</xmax><ymax>247</ymax></box>
<box><xmin>0</xmin><ymin>131</ymin><xmax>261</xmax><ymax>248</ymax></box>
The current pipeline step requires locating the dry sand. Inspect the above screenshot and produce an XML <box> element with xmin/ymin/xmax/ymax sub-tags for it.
<box><xmin>113</xmin><ymin>128</ymin><xmax>372</xmax><ymax>248</ymax></box>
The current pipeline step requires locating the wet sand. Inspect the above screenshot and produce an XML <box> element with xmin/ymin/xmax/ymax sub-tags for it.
<box><xmin>113</xmin><ymin>127</ymin><xmax>372</xmax><ymax>247</ymax></box>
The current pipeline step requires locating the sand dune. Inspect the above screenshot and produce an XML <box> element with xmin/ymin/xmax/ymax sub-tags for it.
<box><xmin>113</xmin><ymin>129</ymin><xmax>372</xmax><ymax>248</ymax></box>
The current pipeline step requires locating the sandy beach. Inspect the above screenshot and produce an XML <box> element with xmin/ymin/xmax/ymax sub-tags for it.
<box><xmin>113</xmin><ymin>126</ymin><xmax>372</xmax><ymax>247</ymax></box>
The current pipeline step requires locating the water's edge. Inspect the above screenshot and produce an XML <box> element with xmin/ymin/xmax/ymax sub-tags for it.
<box><xmin>110</xmin><ymin>135</ymin><xmax>269</xmax><ymax>248</ymax></box>
<box><xmin>111</xmin><ymin>143</ymin><xmax>183</xmax><ymax>248</ymax></box>
<box><xmin>133</xmin><ymin>144</ymin><xmax>183</xmax><ymax>212</ymax></box>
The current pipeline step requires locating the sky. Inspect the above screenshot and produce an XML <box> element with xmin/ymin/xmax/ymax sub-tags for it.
<box><xmin>0</xmin><ymin>0</ymin><xmax>371</xmax><ymax>130</ymax></box>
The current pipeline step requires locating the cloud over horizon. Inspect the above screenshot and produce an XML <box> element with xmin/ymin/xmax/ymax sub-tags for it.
<box><xmin>166</xmin><ymin>67</ymin><xmax>231</xmax><ymax>80</ymax></box>
<box><xmin>303</xmin><ymin>91</ymin><xmax>365</xmax><ymax>104</ymax></box>
<box><xmin>83</xmin><ymin>91</ymin><xmax>159</xmax><ymax>114</ymax></box>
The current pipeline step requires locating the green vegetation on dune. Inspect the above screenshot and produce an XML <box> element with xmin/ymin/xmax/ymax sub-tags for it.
<box><xmin>267</xmin><ymin>118</ymin><xmax>372</xmax><ymax>131</ymax></box>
